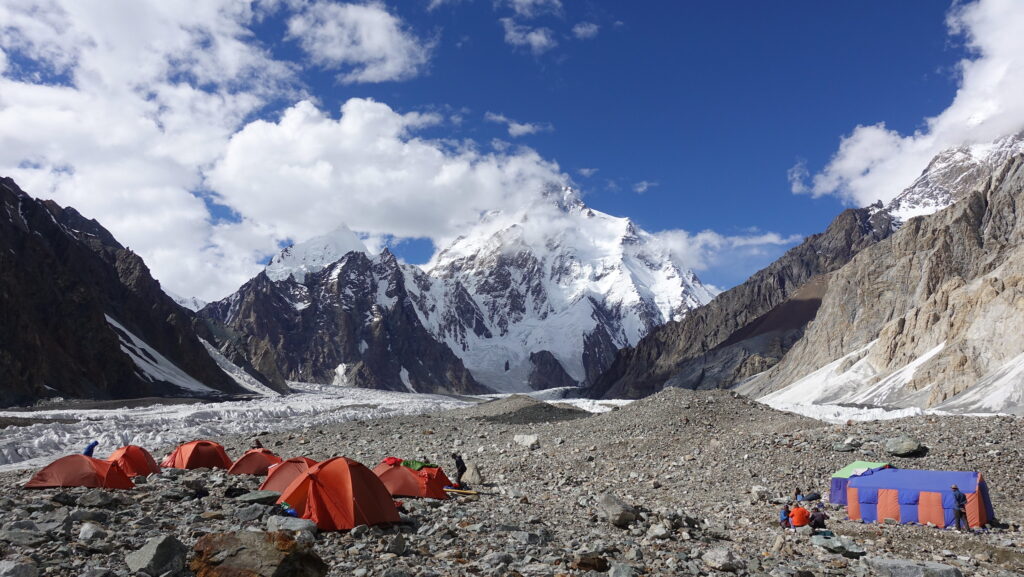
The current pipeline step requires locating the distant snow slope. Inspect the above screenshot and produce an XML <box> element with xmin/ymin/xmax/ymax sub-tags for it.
<box><xmin>265</xmin><ymin>224</ymin><xmax>369</xmax><ymax>282</ymax></box>
<box><xmin>166</xmin><ymin>291</ymin><xmax>207</xmax><ymax>312</ymax></box>
<box><xmin>105</xmin><ymin>315</ymin><xmax>216</xmax><ymax>394</ymax></box>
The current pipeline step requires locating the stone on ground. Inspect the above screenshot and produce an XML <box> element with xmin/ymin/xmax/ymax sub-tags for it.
<box><xmin>190</xmin><ymin>531</ymin><xmax>327</xmax><ymax>577</ymax></box>
<box><xmin>125</xmin><ymin>534</ymin><xmax>188</xmax><ymax>576</ymax></box>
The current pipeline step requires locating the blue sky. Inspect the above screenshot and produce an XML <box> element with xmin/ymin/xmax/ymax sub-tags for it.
<box><xmin>1</xmin><ymin>0</ymin><xmax>1022</xmax><ymax>299</ymax></box>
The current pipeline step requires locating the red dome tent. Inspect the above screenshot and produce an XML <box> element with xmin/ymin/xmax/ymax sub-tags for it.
<box><xmin>107</xmin><ymin>445</ymin><xmax>161</xmax><ymax>477</ymax></box>
<box><xmin>228</xmin><ymin>448</ymin><xmax>283</xmax><ymax>476</ymax></box>
<box><xmin>24</xmin><ymin>455</ymin><xmax>134</xmax><ymax>490</ymax></box>
<box><xmin>277</xmin><ymin>457</ymin><xmax>400</xmax><ymax>531</ymax></box>
<box><xmin>161</xmin><ymin>440</ymin><xmax>232</xmax><ymax>470</ymax></box>
<box><xmin>373</xmin><ymin>459</ymin><xmax>451</xmax><ymax>500</ymax></box>
<box><xmin>260</xmin><ymin>457</ymin><xmax>317</xmax><ymax>492</ymax></box>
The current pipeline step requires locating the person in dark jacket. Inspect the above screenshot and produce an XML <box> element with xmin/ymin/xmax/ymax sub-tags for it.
<box><xmin>82</xmin><ymin>441</ymin><xmax>99</xmax><ymax>458</ymax></box>
<box><xmin>952</xmin><ymin>484</ymin><xmax>969</xmax><ymax>531</ymax></box>
<box><xmin>809</xmin><ymin>505</ymin><xmax>829</xmax><ymax>529</ymax></box>
<box><xmin>778</xmin><ymin>504</ymin><xmax>791</xmax><ymax>528</ymax></box>
<box><xmin>452</xmin><ymin>453</ymin><xmax>467</xmax><ymax>486</ymax></box>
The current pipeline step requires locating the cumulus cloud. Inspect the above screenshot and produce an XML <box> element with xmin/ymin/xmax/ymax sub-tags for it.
<box><xmin>577</xmin><ymin>167</ymin><xmax>598</xmax><ymax>177</ymax></box>
<box><xmin>655</xmin><ymin>229</ymin><xmax>803</xmax><ymax>276</ymax></box>
<box><xmin>633</xmin><ymin>180</ymin><xmax>658</xmax><ymax>194</ymax></box>
<box><xmin>500</xmin><ymin>18</ymin><xmax>557</xmax><ymax>55</ymax></box>
<box><xmin>287</xmin><ymin>1</ymin><xmax>433</xmax><ymax>83</ymax></box>
<box><xmin>484</xmin><ymin>111</ymin><xmax>553</xmax><ymax>137</ymax></box>
<box><xmin>500</xmin><ymin>0</ymin><xmax>562</xmax><ymax>19</ymax></box>
<box><xmin>572</xmin><ymin>22</ymin><xmax>599</xmax><ymax>39</ymax></box>
<box><xmin>796</xmin><ymin>0</ymin><xmax>1024</xmax><ymax>206</ymax></box>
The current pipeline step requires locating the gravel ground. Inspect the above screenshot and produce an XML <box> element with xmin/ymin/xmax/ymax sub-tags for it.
<box><xmin>1</xmin><ymin>388</ymin><xmax>1022</xmax><ymax>576</ymax></box>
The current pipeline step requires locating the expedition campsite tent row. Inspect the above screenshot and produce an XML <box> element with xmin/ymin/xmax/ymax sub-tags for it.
<box><xmin>161</xmin><ymin>440</ymin><xmax>233</xmax><ymax>470</ymax></box>
<box><xmin>373</xmin><ymin>458</ymin><xmax>452</xmax><ymax>499</ymax></box>
<box><xmin>107</xmin><ymin>445</ymin><xmax>162</xmax><ymax>478</ymax></box>
<box><xmin>829</xmin><ymin>461</ymin><xmax>890</xmax><ymax>505</ymax></box>
<box><xmin>228</xmin><ymin>448</ymin><xmax>283</xmax><ymax>476</ymax></box>
<box><xmin>846</xmin><ymin>468</ymin><xmax>995</xmax><ymax>529</ymax></box>
<box><xmin>277</xmin><ymin>457</ymin><xmax>400</xmax><ymax>531</ymax></box>
<box><xmin>24</xmin><ymin>455</ymin><xmax>135</xmax><ymax>490</ymax></box>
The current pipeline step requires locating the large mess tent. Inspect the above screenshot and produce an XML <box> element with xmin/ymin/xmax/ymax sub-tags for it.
<box><xmin>277</xmin><ymin>457</ymin><xmax>400</xmax><ymax>530</ymax></box>
<box><xmin>846</xmin><ymin>468</ymin><xmax>995</xmax><ymax>528</ymax></box>
<box><xmin>24</xmin><ymin>455</ymin><xmax>134</xmax><ymax>489</ymax></box>
<box><xmin>829</xmin><ymin>461</ymin><xmax>890</xmax><ymax>504</ymax></box>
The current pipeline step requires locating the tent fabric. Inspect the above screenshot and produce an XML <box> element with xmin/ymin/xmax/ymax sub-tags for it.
<box><xmin>25</xmin><ymin>455</ymin><xmax>135</xmax><ymax>490</ymax></box>
<box><xmin>277</xmin><ymin>457</ymin><xmax>400</xmax><ymax>531</ymax></box>
<box><xmin>228</xmin><ymin>449</ymin><xmax>283</xmax><ymax>476</ymax></box>
<box><xmin>847</xmin><ymin>468</ymin><xmax>994</xmax><ymax>528</ymax></box>
<box><xmin>373</xmin><ymin>460</ymin><xmax>452</xmax><ymax>500</ymax></box>
<box><xmin>161</xmin><ymin>440</ymin><xmax>232</xmax><ymax>470</ymax></box>
<box><xmin>260</xmin><ymin>457</ymin><xmax>317</xmax><ymax>492</ymax></box>
<box><xmin>829</xmin><ymin>461</ymin><xmax>891</xmax><ymax>505</ymax></box>
<box><xmin>106</xmin><ymin>445</ymin><xmax>161</xmax><ymax>477</ymax></box>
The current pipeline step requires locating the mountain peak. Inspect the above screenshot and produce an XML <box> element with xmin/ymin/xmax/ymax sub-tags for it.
<box><xmin>265</xmin><ymin>224</ymin><xmax>369</xmax><ymax>283</ymax></box>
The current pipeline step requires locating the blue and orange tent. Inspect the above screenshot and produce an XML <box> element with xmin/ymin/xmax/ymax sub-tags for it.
<box><xmin>846</xmin><ymin>468</ymin><xmax>994</xmax><ymax>529</ymax></box>
<box><xmin>829</xmin><ymin>461</ymin><xmax>890</xmax><ymax>505</ymax></box>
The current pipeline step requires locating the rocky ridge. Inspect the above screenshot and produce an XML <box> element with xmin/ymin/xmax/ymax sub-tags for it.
<box><xmin>1</xmin><ymin>388</ymin><xmax>1022</xmax><ymax>576</ymax></box>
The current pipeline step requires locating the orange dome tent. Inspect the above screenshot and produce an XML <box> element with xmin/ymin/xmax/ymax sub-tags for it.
<box><xmin>373</xmin><ymin>459</ymin><xmax>451</xmax><ymax>499</ymax></box>
<box><xmin>259</xmin><ymin>457</ymin><xmax>317</xmax><ymax>492</ymax></box>
<box><xmin>107</xmin><ymin>445</ymin><xmax>161</xmax><ymax>477</ymax></box>
<box><xmin>24</xmin><ymin>455</ymin><xmax>134</xmax><ymax>490</ymax></box>
<box><xmin>277</xmin><ymin>457</ymin><xmax>400</xmax><ymax>531</ymax></box>
<box><xmin>228</xmin><ymin>448</ymin><xmax>283</xmax><ymax>476</ymax></box>
<box><xmin>161</xmin><ymin>440</ymin><xmax>232</xmax><ymax>470</ymax></box>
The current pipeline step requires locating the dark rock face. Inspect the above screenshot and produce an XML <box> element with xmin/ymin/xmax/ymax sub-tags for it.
<box><xmin>528</xmin><ymin>351</ymin><xmax>577</xmax><ymax>390</ymax></box>
<box><xmin>201</xmin><ymin>251</ymin><xmax>489</xmax><ymax>395</ymax></box>
<box><xmin>587</xmin><ymin>207</ymin><xmax>895</xmax><ymax>399</ymax></box>
<box><xmin>0</xmin><ymin>177</ymin><xmax>244</xmax><ymax>406</ymax></box>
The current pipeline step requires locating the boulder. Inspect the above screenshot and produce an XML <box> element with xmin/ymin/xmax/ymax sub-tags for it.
<box><xmin>463</xmin><ymin>463</ymin><xmax>484</xmax><ymax>485</ymax></box>
<box><xmin>571</xmin><ymin>552</ymin><xmax>609</xmax><ymax>572</ymax></box>
<box><xmin>77</xmin><ymin>491</ymin><xmax>116</xmax><ymax>509</ymax></box>
<box><xmin>513</xmin><ymin>434</ymin><xmax>540</xmax><ymax>449</ymax></box>
<box><xmin>385</xmin><ymin>534</ymin><xmax>407</xmax><ymax>556</ymax></box>
<box><xmin>235</xmin><ymin>504</ymin><xmax>270</xmax><ymax>522</ymax></box>
<box><xmin>191</xmin><ymin>531</ymin><xmax>327</xmax><ymax>577</ymax></box>
<box><xmin>0</xmin><ymin>560</ymin><xmax>37</xmax><ymax>577</ymax></box>
<box><xmin>750</xmin><ymin>485</ymin><xmax>771</xmax><ymax>502</ymax></box>
<box><xmin>864</xmin><ymin>557</ymin><xmax>964</xmax><ymax>577</ymax></box>
<box><xmin>267</xmin><ymin>517</ymin><xmax>318</xmax><ymax>534</ymax></box>
<box><xmin>597</xmin><ymin>493</ymin><xmax>638</xmax><ymax>528</ymax></box>
<box><xmin>702</xmin><ymin>548</ymin><xmax>742</xmax><ymax>573</ymax></box>
<box><xmin>609</xmin><ymin>563</ymin><xmax>637</xmax><ymax>577</ymax></box>
<box><xmin>810</xmin><ymin>534</ymin><xmax>866</xmax><ymax>559</ymax></box>
<box><xmin>125</xmin><ymin>535</ymin><xmax>188</xmax><ymax>576</ymax></box>
<box><xmin>235</xmin><ymin>490</ymin><xmax>282</xmax><ymax>505</ymax></box>
<box><xmin>0</xmin><ymin>530</ymin><xmax>47</xmax><ymax>547</ymax></box>
<box><xmin>885</xmin><ymin>436</ymin><xmax>924</xmax><ymax>457</ymax></box>
<box><xmin>78</xmin><ymin>523</ymin><xmax>107</xmax><ymax>542</ymax></box>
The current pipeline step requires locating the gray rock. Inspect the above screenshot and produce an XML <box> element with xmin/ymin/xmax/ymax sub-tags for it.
<box><xmin>125</xmin><ymin>535</ymin><xmax>187</xmax><ymax>576</ymax></box>
<box><xmin>351</xmin><ymin>525</ymin><xmax>369</xmax><ymax>538</ymax></box>
<box><xmin>609</xmin><ymin>562</ymin><xmax>636</xmax><ymax>577</ymax></box>
<box><xmin>235</xmin><ymin>504</ymin><xmax>269</xmax><ymax>522</ymax></box>
<box><xmin>865</xmin><ymin>557</ymin><xmax>964</xmax><ymax>577</ymax></box>
<box><xmin>810</xmin><ymin>534</ymin><xmax>866</xmax><ymax>559</ymax></box>
<box><xmin>192</xmin><ymin>531</ymin><xmax>327</xmax><ymax>577</ymax></box>
<box><xmin>832</xmin><ymin>442</ymin><xmax>856</xmax><ymax>452</ymax></box>
<box><xmin>235</xmin><ymin>490</ymin><xmax>282</xmax><ymax>505</ymax></box>
<box><xmin>0</xmin><ymin>530</ymin><xmax>47</xmax><ymax>547</ymax></box>
<box><xmin>77</xmin><ymin>569</ymin><xmax>116</xmax><ymax>577</ymax></box>
<box><xmin>513</xmin><ymin>434</ymin><xmax>540</xmax><ymax>449</ymax></box>
<box><xmin>885</xmin><ymin>436</ymin><xmax>924</xmax><ymax>457</ymax></box>
<box><xmin>646</xmin><ymin>523</ymin><xmax>671</xmax><ymax>539</ymax></box>
<box><xmin>3</xmin><ymin>520</ymin><xmax>38</xmax><ymax>531</ymax></box>
<box><xmin>267</xmin><ymin>516</ymin><xmax>317</xmax><ymax>533</ymax></box>
<box><xmin>0</xmin><ymin>560</ymin><xmax>37</xmax><ymax>577</ymax></box>
<box><xmin>70</xmin><ymin>510</ymin><xmax>108</xmax><ymax>523</ymax></box>
<box><xmin>386</xmin><ymin>533</ymin><xmax>407</xmax><ymax>556</ymax></box>
<box><xmin>78</xmin><ymin>522</ymin><xmax>107</xmax><ymax>542</ymax></box>
<box><xmin>481</xmin><ymin>552</ymin><xmax>513</xmax><ymax>567</ymax></box>
<box><xmin>702</xmin><ymin>548</ymin><xmax>742</xmax><ymax>573</ymax></box>
<box><xmin>463</xmin><ymin>463</ymin><xmax>484</xmax><ymax>485</ymax></box>
<box><xmin>77</xmin><ymin>491</ymin><xmax>115</xmax><ymax>509</ymax></box>
<box><xmin>597</xmin><ymin>493</ymin><xmax>637</xmax><ymax>528</ymax></box>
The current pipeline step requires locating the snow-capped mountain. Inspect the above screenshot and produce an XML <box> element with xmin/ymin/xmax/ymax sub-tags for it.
<box><xmin>885</xmin><ymin>132</ymin><xmax>1024</xmax><ymax>221</ymax></box>
<box><xmin>202</xmin><ymin>186</ymin><xmax>716</xmax><ymax>393</ymax></box>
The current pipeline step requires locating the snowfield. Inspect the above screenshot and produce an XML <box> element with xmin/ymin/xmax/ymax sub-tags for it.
<box><xmin>0</xmin><ymin>385</ymin><xmax>634</xmax><ymax>472</ymax></box>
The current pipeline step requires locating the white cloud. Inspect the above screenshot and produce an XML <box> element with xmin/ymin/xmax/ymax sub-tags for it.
<box><xmin>484</xmin><ymin>111</ymin><xmax>553</xmax><ymax>137</ymax></box>
<box><xmin>426</xmin><ymin>0</ymin><xmax>466</xmax><ymax>10</ymax></box>
<box><xmin>572</xmin><ymin>22</ymin><xmax>599</xmax><ymax>39</ymax></box>
<box><xmin>577</xmin><ymin>167</ymin><xmax>598</xmax><ymax>177</ymax></box>
<box><xmin>500</xmin><ymin>18</ymin><xmax>557</xmax><ymax>55</ymax></box>
<box><xmin>207</xmin><ymin>97</ymin><xmax>566</xmax><ymax>259</ymax></box>
<box><xmin>501</xmin><ymin>0</ymin><xmax>562</xmax><ymax>19</ymax></box>
<box><xmin>796</xmin><ymin>0</ymin><xmax>1024</xmax><ymax>206</ymax></box>
<box><xmin>287</xmin><ymin>1</ymin><xmax>433</xmax><ymax>83</ymax></box>
<box><xmin>633</xmin><ymin>180</ymin><xmax>658</xmax><ymax>194</ymax></box>
<box><xmin>655</xmin><ymin>229</ymin><xmax>803</xmax><ymax>273</ymax></box>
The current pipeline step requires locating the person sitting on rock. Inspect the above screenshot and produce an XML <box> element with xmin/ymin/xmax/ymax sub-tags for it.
<box><xmin>809</xmin><ymin>505</ymin><xmax>829</xmax><ymax>529</ymax></box>
<box><xmin>789</xmin><ymin>503</ymin><xmax>810</xmax><ymax>528</ymax></box>
<box><xmin>778</xmin><ymin>504</ymin><xmax>791</xmax><ymax>528</ymax></box>
<box><xmin>452</xmin><ymin>453</ymin><xmax>467</xmax><ymax>487</ymax></box>
<box><xmin>82</xmin><ymin>440</ymin><xmax>99</xmax><ymax>458</ymax></box>
<box><xmin>793</xmin><ymin>486</ymin><xmax>805</xmax><ymax>501</ymax></box>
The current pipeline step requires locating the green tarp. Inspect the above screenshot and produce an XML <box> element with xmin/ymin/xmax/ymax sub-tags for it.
<box><xmin>832</xmin><ymin>461</ymin><xmax>889</xmax><ymax>479</ymax></box>
<box><xmin>401</xmin><ymin>459</ymin><xmax>437</xmax><ymax>471</ymax></box>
